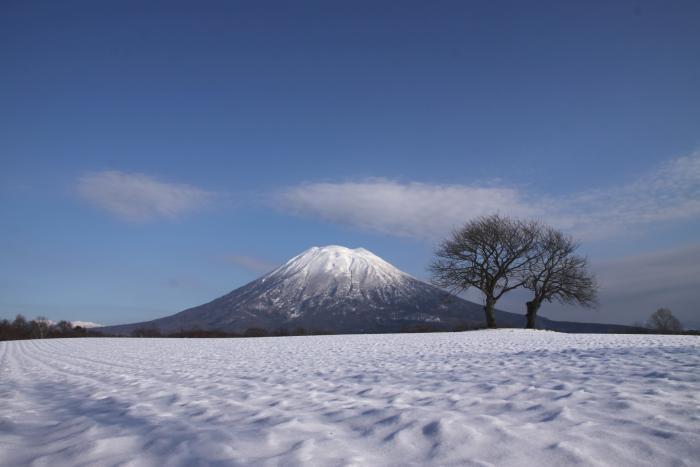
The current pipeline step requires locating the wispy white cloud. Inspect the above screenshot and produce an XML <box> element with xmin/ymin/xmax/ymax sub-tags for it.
<box><xmin>226</xmin><ymin>255</ymin><xmax>279</xmax><ymax>274</ymax></box>
<box><xmin>556</xmin><ymin>151</ymin><xmax>700</xmax><ymax>238</ymax></box>
<box><xmin>77</xmin><ymin>171</ymin><xmax>214</xmax><ymax>221</ymax></box>
<box><xmin>165</xmin><ymin>277</ymin><xmax>203</xmax><ymax>290</ymax></box>
<box><xmin>278</xmin><ymin>179</ymin><xmax>549</xmax><ymax>239</ymax></box>
<box><xmin>276</xmin><ymin>151</ymin><xmax>700</xmax><ymax>240</ymax></box>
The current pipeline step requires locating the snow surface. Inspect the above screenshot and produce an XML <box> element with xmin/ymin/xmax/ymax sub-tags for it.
<box><xmin>1</xmin><ymin>330</ymin><xmax>698</xmax><ymax>466</ymax></box>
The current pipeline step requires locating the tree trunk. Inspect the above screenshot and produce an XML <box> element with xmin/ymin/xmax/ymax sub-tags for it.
<box><xmin>526</xmin><ymin>300</ymin><xmax>540</xmax><ymax>329</ymax></box>
<box><xmin>484</xmin><ymin>297</ymin><xmax>497</xmax><ymax>328</ymax></box>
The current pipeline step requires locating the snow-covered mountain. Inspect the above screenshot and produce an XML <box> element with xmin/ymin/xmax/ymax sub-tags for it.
<box><xmin>250</xmin><ymin>245</ymin><xmax>448</xmax><ymax>322</ymax></box>
<box><xmin>101</xmin><ymin>245</ymin><xmax>635</xmax><ymax>335</ymax></box>
<box><xmin>103</xmin><ymin>246</ymin><xmax>482</xmax><ymax>334</ymax></box>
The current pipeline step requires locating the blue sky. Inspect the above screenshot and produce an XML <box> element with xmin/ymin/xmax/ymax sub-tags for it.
<box><xmin>2</xmin><ymin>1</ymin><xmax>699</xmax><ymax>328</ymax></box>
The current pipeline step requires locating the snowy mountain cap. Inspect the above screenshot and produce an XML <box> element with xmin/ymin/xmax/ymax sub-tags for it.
<box><xmin>303</xmin><ymin>245</ymin><xmax>371</xmax><ymax>255</ymax></box>
<box><xmin>269</xmin><ymin>245</ymin><xmax>411</xmax><ymax>285</ymax></box>
<box><xmin>290</xmin><ymin>245</ymin><xmax>385</xmax><ymax>265</ymax></box>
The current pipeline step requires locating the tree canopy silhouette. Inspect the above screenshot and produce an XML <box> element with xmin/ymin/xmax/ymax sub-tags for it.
<box><xmin>522</xmin><ymin>227</ymin><xmax>597</xmax><ymax>328</ymax></box>
<box><xmin>431</xmin><ymin>214</ymin><xmax>540</xmax><ymax>328</ymax></box>
<box><xmin>647</xmin><ymin>308</ymin><xmax>683</xmax><ymax>333</ymax></box>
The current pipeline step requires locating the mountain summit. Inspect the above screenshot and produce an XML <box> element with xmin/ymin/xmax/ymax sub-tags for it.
<box><xmin>102</xmin><ymin>245</ymin><xmax>635</xmax><ymax>335</ymax></box>
<box><xmin>269</xmin><ymin>245</ymin><xmax>410</xmax><ymax>294</ymax></box>
<box><xmin>258</xmin><ymin>245</ymin><xmax>426</xmax><ymax>318</ymax></box>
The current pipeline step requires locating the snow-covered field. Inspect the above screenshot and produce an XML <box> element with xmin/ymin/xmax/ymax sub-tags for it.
<box><xmin>0</xmin><ymin>331</ymin><xmax>698</xmax><ymax>466</ymax></box>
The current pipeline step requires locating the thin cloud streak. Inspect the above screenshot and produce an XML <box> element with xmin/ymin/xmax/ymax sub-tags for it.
<box><xmin>594</xmin><ymin>244</ymin><xmax>700</xmax><ymax>300</ymax></box>
<box><xmin>77</xmin><ymin>171</ymin><xmax>214</xmax><ymax>221</ymax></box>
<box><xmin>558</xmin><ymin>151</ymin><xmax>700</xmax><ymax>238</ymax></box>
<box><xmin>276</xmin><ymin>151</ymin><xmax>700</xmax><ymax>240</ymax></box>
<box><xmin>226</xmin><ymin>255</ymin><xmax>280</xmax><ymax>274</ymax></box>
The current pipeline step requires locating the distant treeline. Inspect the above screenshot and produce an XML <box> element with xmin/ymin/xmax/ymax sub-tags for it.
<box><xmin>129</xmin><ymin>324</ymin><xmax>695</xmax><ymax>338</ymax></box>
<box><xmin>1</xmin><ymin>314</ymin><xmax>697</xmax><ymax>342</ymax></box>
<box><xmin>0</xmin><ymin>315</ymin><xmax>107</xmax><ymax>341</ymax></box>
<box><xmin>130</xmin><ymin>322</ymin><xmax>488</xmax><ymax>338</ymax></box>
<box><xmin>0</xmin><ymin>315</ymin><xmax>487</xmax><ymax>341</ymax></box>
<box><xmin>0</xmin><ymin>314</ymin><xmax>343</xmax><ymax>341</ymax></box>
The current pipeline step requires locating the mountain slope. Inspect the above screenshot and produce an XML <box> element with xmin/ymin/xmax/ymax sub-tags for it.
<box><xmin>101</xmin><ymin>245</ymin><xmax>634</xmax><ymax>335</ymax></box>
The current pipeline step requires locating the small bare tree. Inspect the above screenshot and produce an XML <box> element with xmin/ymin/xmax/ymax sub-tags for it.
<box><xmin>522</xmin><ymin>227</ymin><xmax>597</xmax><ymax>328</ymax></box>
<box><xmin>647</xmin><ymin>308</ymin><xmax>683</xmax><ymax>333</ymax></box>
<box><xmin>56</xmin><ymin>320</ymin><xmax>73</xmax><ymax>334</ymax></box>
<box><xmin>431</xmin><ymin>214</ymin><xmax>540</xmax><ymax>328</ymax></box>
<box><xmin>32</xmin><ymin>316</ymin><xmax>51</xmax><ymax>339</ymax></box>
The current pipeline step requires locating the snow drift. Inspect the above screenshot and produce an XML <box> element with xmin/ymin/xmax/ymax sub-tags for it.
<box><xmin>0</xmin><ymin>331</ymin><xmax>697</xmax><ymax>466</ymax></box>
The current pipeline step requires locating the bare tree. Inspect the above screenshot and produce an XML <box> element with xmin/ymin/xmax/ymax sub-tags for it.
<box><xmin>647</xmin><ymin>308</ymin><xmax>683</xmax><ymax>333</ymax></box>
<box><xmin>56</xmin><ymin>320</ymin><xmax>73</xmax><ymax>335</ymax></box>
<box><xmin>12</xmin><ymin>314</ymin><xmax>28</xmax><ymax>333</ymax></box>
<box><xmin>430</xmin><ymin>214</ymin><xmax>540</xmax><ymax>328</ymax></box>
<box><xmin>522</xmin><ymin>227</ymin><xmax>598</xmax><ymax>328</ymax></box>
<box><xmin>32</xmin><ymin>316</ymin><xmax>51</xmax><ymax>339</ymax></box>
